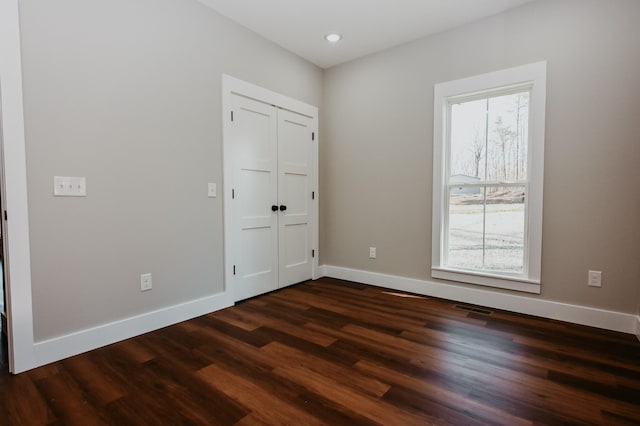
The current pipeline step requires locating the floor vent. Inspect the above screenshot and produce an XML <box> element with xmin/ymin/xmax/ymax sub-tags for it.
<box><xmin>454</xmin><ymin>304</ymin><xmax>493</xmax><ymax>316</ymax></box>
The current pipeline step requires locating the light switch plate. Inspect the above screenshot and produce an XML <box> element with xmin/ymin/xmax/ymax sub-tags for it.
<box><xmin>54</xmin><ymin>176</ymin><xmax>87</xmax><ymax>197</ymax></box>
<box><xmin>208</xmin><ymin>183</ymin><xmax>217</xmax><ymax>197</ymax></box>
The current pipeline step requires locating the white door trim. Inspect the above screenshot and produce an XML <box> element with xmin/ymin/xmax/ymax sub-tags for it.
<box><xmin>222</xmin><ymin>75</ymin><xmax>319</xmax><ymax>301</ymax></box>
<box><xmin>0</xmin><ymin>0</ymin><xmax>36</xmax><ymax>373</ymax></box>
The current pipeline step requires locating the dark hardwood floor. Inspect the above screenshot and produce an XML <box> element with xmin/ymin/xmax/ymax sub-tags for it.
<box><xmin>1</xmin><ymin>278</ymin><xmax>639</xmax><ymax>425</ymax></box>
<box><xmin>0</xmin><ymin>317</ymin><xmax>7</xmax><ymax>369</ymax></box>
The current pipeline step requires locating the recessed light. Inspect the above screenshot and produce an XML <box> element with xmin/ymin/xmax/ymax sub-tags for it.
<box><xmin>325</xmin><ymin>33</ymin><xmax>341</xmax><ymax>43</ymax></box>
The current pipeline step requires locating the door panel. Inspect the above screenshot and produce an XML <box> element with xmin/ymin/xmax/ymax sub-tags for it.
<box><xmin>230</xmin><ymin>94</ymin><xmax>278</xmax><ymax>301</ymax></box>
<box><xmin>277</xmin><ymin>110</ymin><xmax>313</xmax><ymax>287</ymax></box>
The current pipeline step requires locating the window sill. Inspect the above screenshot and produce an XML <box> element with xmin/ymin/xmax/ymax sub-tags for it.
<box><xmin>431</xmin><ymin>267</ymin><xmax>541</xmax><ymax>294</ymax></box>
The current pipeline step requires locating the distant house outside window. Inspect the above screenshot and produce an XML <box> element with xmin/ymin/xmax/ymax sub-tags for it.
<box><xmin>432</xmin><ymin>62</ymin><xmax>547</xmax><ymax>293</ymax></box>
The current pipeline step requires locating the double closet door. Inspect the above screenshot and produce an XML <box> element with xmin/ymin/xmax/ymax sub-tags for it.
<box><xmin>228</xmin><ymin>93</ymin><xmax>315</xmax><ymax>301</ymax></box>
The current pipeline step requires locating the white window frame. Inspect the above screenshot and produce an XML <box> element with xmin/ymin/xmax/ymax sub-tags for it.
<box><xmin>432</xmin><ymin>62</ymin><xmax>547</xmax><ymax>294</ymax></box>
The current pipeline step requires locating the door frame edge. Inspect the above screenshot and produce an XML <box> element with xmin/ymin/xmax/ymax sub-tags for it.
<box><xmin>0</xmin><ymin>0</ymin><xmax>36</xmax><ymax>374</ymax></box>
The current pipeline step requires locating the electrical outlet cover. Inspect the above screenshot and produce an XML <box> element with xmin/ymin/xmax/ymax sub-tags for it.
<box><xmin>588</xmin><ymin>270</ymin><xmax>602</xmax><ymax>287</ymax></box>
<box><xmin>140</xmin><ymin>273</ymin><xmax>153</xmax><ymax>291</ymax></box>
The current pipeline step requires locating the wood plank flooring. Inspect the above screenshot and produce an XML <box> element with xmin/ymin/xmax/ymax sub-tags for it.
<box><xmin>1</xmin><ymin>278</ymin><xmax>639</xmax><ymax>425</ymax></box>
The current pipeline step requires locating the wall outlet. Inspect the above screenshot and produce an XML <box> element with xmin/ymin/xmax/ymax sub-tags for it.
<box><xmin>369</xmin><ymin>247</ymin><xmax>376</xmax><ymax>259</ymax></box>
<box><xmin>140</xmin><ymin>273</ymin><xmax>152</xmax><ymax>291</ymax></box>
<box><xmin>588</xmin><ymin>270</ymin><xmax>602</xmax><ymax>287</ymax></box>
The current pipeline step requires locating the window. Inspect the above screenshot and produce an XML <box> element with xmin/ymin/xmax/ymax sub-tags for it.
<box><xmin>432</xmin><ymin>62</ymin><xmax>546</xmax><ymax>293</ymax></box>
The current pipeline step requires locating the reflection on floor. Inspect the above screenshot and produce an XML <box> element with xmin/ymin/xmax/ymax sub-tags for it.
<box><xmin>0</xmin><ymin>258</ymin><xmax>3</xmax><ymax>315</ymax></box>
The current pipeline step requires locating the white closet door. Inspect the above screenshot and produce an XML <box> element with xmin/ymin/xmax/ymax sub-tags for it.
<box><xmin>230</xmin><ymin>94</ymin><xmax>278</xmax><ymax>301</ymax></box>
<box><xmin>277</xmin><ymin>109</ymin><xmax>313</xmax><ymax>287</ymax></box>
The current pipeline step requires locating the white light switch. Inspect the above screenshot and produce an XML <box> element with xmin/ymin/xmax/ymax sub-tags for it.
<box><xmin>54</xmin><ymin>176</ymin><xmax>87</xmax><ymax>197</ymax></box>
<box><xmin>208</xmin><ymin>183</ymin><xmax>217</xmax><ymax>197</ymax></box>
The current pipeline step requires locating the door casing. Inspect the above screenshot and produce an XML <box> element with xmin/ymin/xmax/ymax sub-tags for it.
<box><xmin>0</xmin><ymin>0</ymin><xmax>36</xmax><ymax>374</ymax></box>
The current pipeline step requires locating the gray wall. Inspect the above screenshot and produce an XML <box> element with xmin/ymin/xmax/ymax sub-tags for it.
<box><xmin>19</xmin><ymin>0</ymin><xmax>322</xmax><ymax>341</ymax></box>
<box><xmin>321</xmin><ymin>0</ymin><xmax>640</xmax><ymax>313</ymax></box>
<box><xmin>18</xmin><ymin>0</ymin><xmax>640</xmax><ymax>343</ymax></box>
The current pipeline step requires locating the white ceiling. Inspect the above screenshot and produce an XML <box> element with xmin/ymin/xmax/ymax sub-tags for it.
<box><xmin>197</xmin><ymin>0</ymin><xmax>536</xmax><ymax>68</ymax></box>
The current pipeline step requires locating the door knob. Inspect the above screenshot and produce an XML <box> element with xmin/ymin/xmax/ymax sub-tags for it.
<box><xmin>279</xmin><ymin>205</ymin><xmax>287</xmax><ymax>211</ymax></box>
<box><xmin>271</xmin><ymin>205</ymin><xmax>278</xmax><ymax>212</ymax></box>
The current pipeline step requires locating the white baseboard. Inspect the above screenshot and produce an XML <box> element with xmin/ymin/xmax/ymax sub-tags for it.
<box><xmin>33</xmin><ymin>291</ymin><xmax>233</xmax><ymax>368</ymax></box>
<box><xmin>320</xmin><ymin>265</ymin><xmax>638</xmax><ymax>335</ymax></box>
<box><xmin>318</xmin><ymin>264</ymin><xmax>327</xmax><ymax>277</ymax></box>
<box><xmin>27</xmin><ymin>270</ymin><xmax>639</xmax><ymax>370</ymax></box>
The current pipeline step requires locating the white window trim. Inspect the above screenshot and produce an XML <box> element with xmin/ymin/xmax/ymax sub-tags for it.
<box><xmin>432</xmin><ymin>62</ymin><xmax>547</xmax><ymax>294</ymax></box>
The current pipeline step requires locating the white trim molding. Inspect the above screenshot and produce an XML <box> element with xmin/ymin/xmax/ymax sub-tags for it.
<box><xmin>0</xmin><ymin>0</ymin><xmax>36</xmax><ymax>373</ymax></box>
<box><xmin>432</xmin><ymin>267</ymin><xmax>540</xmax><ymax>294</ymax></box>
<box><xmin>318</xmin><ymin>264</ymin><xmax>327</xmax><ymax>278</ymax></box>
<box><xmin>33</xmin><ymin>292</ymin><xmax>233</xmax><ymax>368</ymax></box>
<box><xmin>321</xmin><ymin>265</ymin><xmax>638</xmax><ymax>335</ymax></box>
